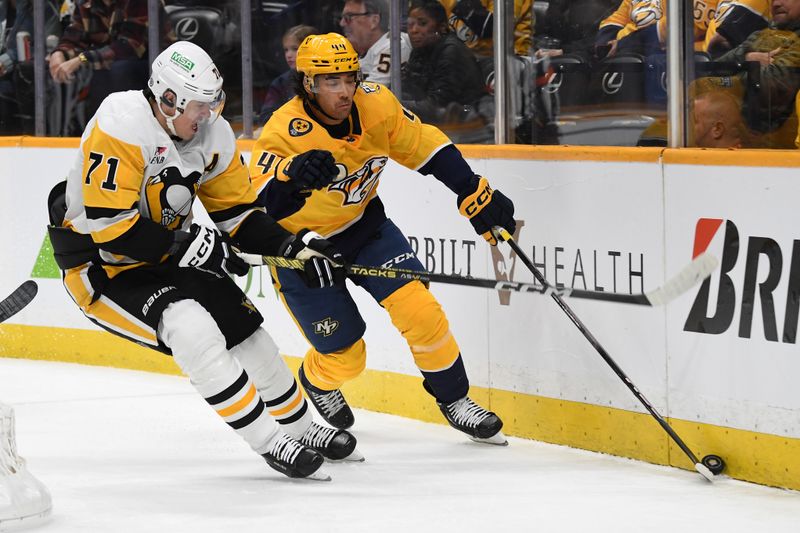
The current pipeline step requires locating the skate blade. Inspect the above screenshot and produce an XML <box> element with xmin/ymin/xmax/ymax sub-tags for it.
<box><xmin>469</xmin><ymin>431</ymin><xmax>509</xmax><ymax>446</ymax></box>
<box><xmin>306</xmin><ymin>467</ymin><xmax>332</xmax><ymax>481</ymax></box>
<box><xmin>324</xmin><ymin>447</ymin><xmax>366</xmax><ymax>463</ymax></box>
<box><xmin>343</xmin><ymin>447</ymin><xmax>366</xmax><ymax>462</ymax></box>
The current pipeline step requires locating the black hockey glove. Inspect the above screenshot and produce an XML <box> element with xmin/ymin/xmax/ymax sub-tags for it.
<box><xmin>279</xmin><ymin>229</ymin><xmax>346</xmax><ymax>289</ymax></box>
<box><xmin>174</xmin><ymin>224</ymin><xmax>249</xmax><ymax>278</ymax></box>
<box><xmin>282</xmin><ymin>149</ymin><xmax>339</xmax><ymax>191</ymax></box>
<box><xmin>457</xmin><ymin>176</ymin><xmax>516</xmax><ymax>246</ymax></box>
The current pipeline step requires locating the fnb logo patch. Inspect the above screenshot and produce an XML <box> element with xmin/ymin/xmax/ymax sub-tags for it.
<box><xmin>685</xmin><ymin>218</ymin><xmax>800</xmax><ymax>343</ymax></box>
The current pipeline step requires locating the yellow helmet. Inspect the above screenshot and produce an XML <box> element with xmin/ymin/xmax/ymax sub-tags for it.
<box><xmin>295</xmin><ymin>33</ymin><xmax>361</xmax><ymax>81</ymax></box>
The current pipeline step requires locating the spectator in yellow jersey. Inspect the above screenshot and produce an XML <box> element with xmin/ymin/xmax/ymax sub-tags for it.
<box><xmin>595</xmin><ymin>0</ymin><xmax>769</xmax><ymax>59</ymax></box>
<box><xmin>440</xmin><ymin>0</ymin><xmax>533</xmax><ymax>57</ymax></box>
<box><xmin>250</xmin><ymin>33</ymin><xmax>516</xmax><ymax>445</ymax></box>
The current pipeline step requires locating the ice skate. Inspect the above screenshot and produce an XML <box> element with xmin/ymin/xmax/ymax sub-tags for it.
<box><xmin>301</xmin><ymin>422</ymin><xmax>364</xmax><ymax>462</ymax></box>
<box><xmin>299</xmin><ymin>364</ymin><xmax>355</xmax><ymax>430</ymax></box>
<box><xmin>438</xmin><ymin>396</ymin><xmax>508</xmax><ymax>446</ymax></box>
<box><xmin>261</xmin><ymin>433</ymin><xmax>330</xmax><ymax>481</ymax></box>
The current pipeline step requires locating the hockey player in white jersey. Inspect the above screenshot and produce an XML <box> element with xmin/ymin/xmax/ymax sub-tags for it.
<box><xmin>46</xmin><ymin>41</ymin><xmax>361</xmax><ymax>481</ymax></box>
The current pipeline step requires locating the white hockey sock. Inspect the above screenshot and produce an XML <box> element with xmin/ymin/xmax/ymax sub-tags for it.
<box><xmin>159</xmin><ymin>300</ymin><xmax>279</xmax><ymax>454</ymax></box>
<box><xmin>231</xmin><ymin>328</ymin><xmax>312</xmax><ymax>439</ymax></box>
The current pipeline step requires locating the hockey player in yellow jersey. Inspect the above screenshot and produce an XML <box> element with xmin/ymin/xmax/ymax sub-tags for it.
<box><xmin>250</xmin><ymin>33</ymin><xmax>516</xmax><ymax>445</ymax></box>
<box><xmin>46</xmin><ymin>41</ymin><xmax>363</xmax><ymax>481</ymax></box>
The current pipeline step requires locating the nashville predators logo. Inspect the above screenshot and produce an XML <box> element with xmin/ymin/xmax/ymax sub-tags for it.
<box><xmin>241</xmin><ymin>296</ymin><xmax>257</xmax><ymax>314</ymax></box>
<box><xmin>144</xmin><ymin>167</ymin><xmax>201</xmax><ymax>229</ymax></box>
<box><xmin>631</xmin><ymin>0</ymin><xmax>662</xmax><ymax>28</ymax></box>
<box><xmin>329</xmin><ymin>156</ymin><xmax>387</xmax><ymax>206</ymax></box>
<box><xmin>312</xmin><ymin>317</ymin><xmax>339</xmax><ymax>337</ymax></box>
<box><xmin>289</xmin><ymin>118</ymin><xmax>313</xmax><ymax>137</ymax></box>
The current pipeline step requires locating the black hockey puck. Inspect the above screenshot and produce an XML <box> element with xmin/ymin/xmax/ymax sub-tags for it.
<box><xmin>701</xmin><ymin>454</ymin><xmax>725</xmax><ymax>475</ymax></box>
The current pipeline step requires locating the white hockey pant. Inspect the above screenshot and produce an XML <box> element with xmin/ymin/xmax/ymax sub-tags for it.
<box><xmin>158</xmin><ymin>299</ymin><xmax>278</xmax><ymax>455</ymax></box>
<box><xmin>231</xmin><ymin>327</ymin><xmax>312</xmax><ymax>439</ymax></box>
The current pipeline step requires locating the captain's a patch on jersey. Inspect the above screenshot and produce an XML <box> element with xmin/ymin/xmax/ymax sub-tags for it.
<box><xmin>289</xmin><ymin>118</ymin><xmax>313</xmax><ymax>137</ymax></box>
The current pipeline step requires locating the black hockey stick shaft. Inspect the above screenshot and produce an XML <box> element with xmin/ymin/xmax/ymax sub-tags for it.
<box><xmin>238</xmin><ymin>254</ymin><xmax>699</xmax><ymax>306</ymax></box>
<box><xmin>497</xmin><ymin>229</ymin><xmax>705</xmax><ymax>469</ymax></box>
<box><xmin>0</xmin><ymin>280</ymin><xmax>38</xmax><ymax>323</ymax></box>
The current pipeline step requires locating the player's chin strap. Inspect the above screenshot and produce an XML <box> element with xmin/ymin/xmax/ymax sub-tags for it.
<box><xmin>156</xmin><ymin>97</ymin><xmax>182</xmax><ymax>137</ymax></box>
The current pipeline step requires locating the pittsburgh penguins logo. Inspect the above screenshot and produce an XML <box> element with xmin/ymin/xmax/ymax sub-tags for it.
<box><xmin>329</xmin><ymin>156</ymin><xmax>387</xmax><ymax>206</ymax></box>
<box><xmin>241</xmin><ymin>296</ymin><xmax>257</xmax><ymax>314</ymax></box>
<box><xmin>289</xmin><ymin>118</ymin><xmax>313</xmax><ymax>137</ymax></box>
<box><xmin>144</xmin><ymin>166</ymin><xmax>201</xmax><ymax>229</ymax></box>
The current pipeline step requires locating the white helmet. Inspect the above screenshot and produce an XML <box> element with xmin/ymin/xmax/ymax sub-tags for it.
<box><xmin>148</xmin><ymin>41</ymin><xmax>225</xmax><ymax>135</ymax></box>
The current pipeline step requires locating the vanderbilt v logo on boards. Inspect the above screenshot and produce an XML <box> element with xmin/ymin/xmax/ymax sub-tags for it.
<box><xmin>684</xmin><ymin>218</ymin><xmax>800</xmax><ymax>343</ymax></box>
<box><xmin>490</xmin><ymin>221</ymin><xmax>525</xmax><ymax>305</ymax></box>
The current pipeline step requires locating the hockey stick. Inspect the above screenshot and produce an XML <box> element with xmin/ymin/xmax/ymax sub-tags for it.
<box><xmin>0</xmin><ymin>280</ymin><xmax>38</xmax><ymax>323</ymax></box>
<box><xmin>237</xmin><ymin>253</ymin><xmax>716</xmax><ymax>306</ymax></box>
<box><xmin>492</xmin><ymin>227</ymin><xmax>721</xmax><ymax>482</ymax></box>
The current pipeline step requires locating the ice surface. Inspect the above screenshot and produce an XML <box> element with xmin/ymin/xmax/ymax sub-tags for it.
<box><xmin>1</xmin><ymin>358</ymin><xmax>798</xmax><ymax>533</ymax></box>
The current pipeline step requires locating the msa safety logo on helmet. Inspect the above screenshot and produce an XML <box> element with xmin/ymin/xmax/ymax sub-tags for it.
<box><xmin>170</xmin><ymin>51</ymin><xmax>195</xmax><ymax>72</ymax></box>
<box><xmin>329</xmin><ymin>156</ymin><xmax>387</xmax><ymax>206</ymax></box>
<box><xmin>289</xmin><ymin>118</ymin><xmax>313</xmax><ymax>137</ymax></box>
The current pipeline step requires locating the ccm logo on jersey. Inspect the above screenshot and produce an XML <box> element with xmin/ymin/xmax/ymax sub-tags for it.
<box><xmin>313</xmin><ymin>317</ymin><xmax>339</xmax><ymax>337</ymax></box>
<box><xmin>289</xmin><ymin>118</ymin><xmax>313</xmax><ymax>137</ymax></box>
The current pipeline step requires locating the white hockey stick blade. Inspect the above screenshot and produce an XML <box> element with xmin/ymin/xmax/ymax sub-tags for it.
<box><xmin>644</xmin><ymin>253</ymin><xmax>718</xmax><ymax>306</ymax></box>
<box><xmin>0</xmin><ymin>280</ymin><xmax>38</xmax><ymax>323</ymax></box>
<box><xmin>694</xmin><ymin>462</ymin><xmax>716</xmax><ymax>483</ymax></box>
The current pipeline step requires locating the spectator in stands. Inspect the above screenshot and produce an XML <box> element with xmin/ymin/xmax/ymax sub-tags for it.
<box><xmin>716</xmin><ymin>0</ymin><xmax>800</xmax><ymax>145</ymax></box>
<box><xmin>595</xmin><ymin>0</ymin><xmax>769</xmax><ymax>60</ymax></box>
<box><xmin>533</xmin><ymin>0</ymin><xmax>616</xmax><ymax>61</ymax></box>
<box><xmin>703</xmin><ymin>0</ymin><xmax>770</xmax><ymax>58</ymax></box>
<box><xmin>0</xmin><ymin>0</ymin><xmax>62</xmax><ymax>134</ymax></box>
<box><xmin>440</xmin><ymin>0</ymin><xmax>533</xmax><ymax>58</ymax></box>
<box><xmin>401</xmin><ymin>0</ymin><xmax>487</xmax><ymax>127</ymax></box>
<box><xmin>691</xmin><ymin>89</ymin><xmax>745</xmax><ymax>148</ymax></box>
<box><xmin>338</xmin><ymin>0</ymin><xmax>410</xmax><ymax>87</ymax></box>
<box><xmin>258</xmin><ymin>24</ymin><xmax>318</xmax><ymax>124</ymax></box>
<box><xmin>594</xmin><ymin>0</ymin><xmax>663</xmax><ymax>58</ymax></box>
<box><xmin>48</xmin><ymin>0</ymin><xmax>173</xmax><ymax>121</ymax></box>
